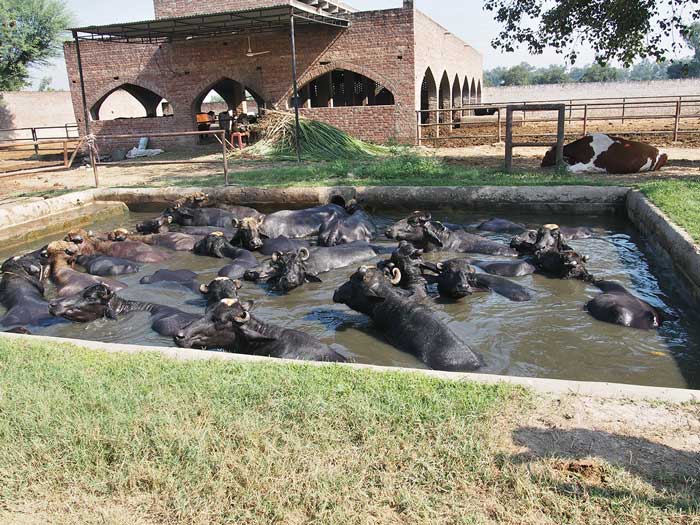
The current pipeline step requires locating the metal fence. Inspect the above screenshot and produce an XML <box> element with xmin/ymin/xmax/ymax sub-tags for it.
<box><xmin>417</xmin><ymin>95</ymin><xmax>700</xmax><ymax>146</ymax></box>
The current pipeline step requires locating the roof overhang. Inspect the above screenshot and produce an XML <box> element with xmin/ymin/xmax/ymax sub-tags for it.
<box><xmin>71</xmin><ymin>1</ymin><xmax>352</xmax><ymax>44</ymax></box>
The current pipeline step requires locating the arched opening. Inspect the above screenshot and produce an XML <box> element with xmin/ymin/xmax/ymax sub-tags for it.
<box><xmin>462</xmin><ymin>76</ymin><xmax>470</xmax><ymax>119</ymax></box>
<box><xmin>477</xmin><ymin>80</ymin><xmax>482</xmax><ymax>104</ymax></box>
<box><xmin>90</xmin><ymin>84</ymin><xmax>169</xmax><ymax>121</ymax></box>
<box><xmin>451</xmin><ymin>74</ymin><xmax>461</xmax><ymax>127</ymax></box>
<box><xmin>293</xmin><ymin>69</ymin><xmax>395</xmax><ymax>108</ymax></box>
<box><xmin>420</xmin><ymin>67</ymin><xmax>437</xmax><ymax>124</ymax></box>
<box><xmin>438</xmin><ymin>72</ymin><xmax>451</xmax><ymax>124</ymax></box>
<box><xmin>193</xmin><ymin>78</ymin><xmax>264</xmax><ymax>142</ymax></box>
<box><xmin>470</xmin><ymin>79</ymin><xmax>477</xmax><ymax>105</ymax></box>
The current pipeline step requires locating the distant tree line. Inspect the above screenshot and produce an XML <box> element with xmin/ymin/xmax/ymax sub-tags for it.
<box><xmin>486</xmin><ymin>22</ymin><xmax>700</xmax><ymax>87</ymax></box>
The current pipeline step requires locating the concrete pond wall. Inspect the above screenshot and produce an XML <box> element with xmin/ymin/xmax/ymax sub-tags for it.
<box><xmin>1</xmin><ymin>184</ymin><xmax>699</xmax><ymax>399</ymax></box>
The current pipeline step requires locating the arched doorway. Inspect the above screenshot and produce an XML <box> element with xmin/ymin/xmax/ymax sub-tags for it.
<box><xmin>90</xmin><ymin>83</ymin><xmax>169</xmax><ymax>121</ymax></box>
<box><xmin>293</xmin><ymin>69</ymin><xmax>395</xmax><ymax>108</ymax></box>
<box><xmin>439</xmin><ymin>72</ymin><xmax>451</xmax><ymax>124</ymax></box>
<box><xmin>420</xmin><ymin>67</ymin><xmax>437</xmax><ymax>124</ymax></box>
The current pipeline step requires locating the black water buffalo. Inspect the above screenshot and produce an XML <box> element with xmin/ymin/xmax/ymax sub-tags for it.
<box><xmin>422</xmin><ymin>259</ymin><xmax>533</xmax><ymax>302</ymax></box>
<box><xmin>42</xmin><ymin>242</ymin><xmax>128</xmax><ymax>297</ymax></box>
<box><xmin>263</xmin><ymin>242</ymin><xmax>379</xmax><ymax>293</ymax></box>
<box><xmin>261</xmin><ymin>204</ymin><xmax>349</xmax><ymax>239</ymax></box>
<box><xmin>136</xmin><ymin>215</ymin><xmax>172</xmax><ymax>234</ymax></box>
<box><xmin>318</xmin><ymin>200</ymin><xmax>376</xmax><ymax>247</ymax></box>
<box><xmin>386</xmin><ymin>212</ymin><xmax>516</xmax><ymax>256</ymax></box>
<box><xmin>194</xmin><ymin>232</ymin><xmax>247</xmax><ymax>259</ymax></box>
<box><xmin>0</xmin><ymin>256</ymin><xmax>58</xmax><ymax>329</ymax></box>
<box><xmin>378</xmin><ymin>241</ymin><xmax>428</xmax><ymax>298</ymax></box>
<box><xmin>468</xmin><ymin>258</ymin><xmax>537</xmax><ymax>277</ymax></box>
<box><xmin>65</xmin><ymin>229</ymin><xmax>169</xmax><ymax>263</ymax></box>
<box><xmin>174</xmin><ymin>298</ymin><xmax>346</xmax><ymax>362</ymax></box>
<box><xmin>199</xmin><ymin>277</ymin><xmax>242</xmax><ymax>308</ymax></box>
<box><xmin>76</xmin><ymin>255</ymin><xmax>141</xmax><ymax>277</ymax></box>
<box><xmin>108</xmin><ymin>228</ymin><xmax>197</xmax><ymax>252</ymax></box>
<box><xmin>48</xmin><ymin>284</ymin><xmax>199</xmax><ymax>337</ymax></box>
<box><xmin>475</xmin><ymin>218</ymin><xmax>527</xmax><ymax>234</ymax></box>
<box><xmin>586</xmin><ymin>280</ymin><xmax>668</xmax><ymax>329</ymax></box>
<box><xmin>140</xmin><ymin>269</ymin><xmax>198</xmax><ymax>291</ymax></box>
<box><xmin>333</xmin><ymin>266</ymin><xmax>482</xmax><ymax>371</ymax></box>
<box><xmin>260</xmin><ymin>236</ymin><xmax>310</xmax><ymax>256</ymax></box>
<box><xmin>229</xmin><ymin>215</ymin><xmax>310</xmax><ymax>255</ymax></box>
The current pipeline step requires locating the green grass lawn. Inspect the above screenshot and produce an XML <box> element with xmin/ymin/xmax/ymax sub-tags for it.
<box><xmin>639</xmin><ymin>179</ymin><xmax>700</xmax><ymax>242</ymax></box>
<box><xmin>0</xmin><ymin>339</ymin><xmax>696</xmax><ymax>524</ymax></box>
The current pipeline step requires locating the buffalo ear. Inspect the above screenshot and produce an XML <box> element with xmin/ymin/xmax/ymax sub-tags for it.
<box><xmin>305</xmin><ymin>274</ymin><xmax>323</xmax><ymax>283</ymax></box>
<box><xmin>364</xmin><ymin>283</ymin><xmax>386</xmax><ymax>301</ymax></box>
<box><xmin>240</xmin><ymin>300</ymin><xmax>255</xmax><ymax>312</ymax></box>
<box><xmin>104</xmin><ymin>305</ymin><xmax>118</xmax><ymax>320</ymax></box>
<box><xmin>424</xmin><ymin>227</ymin><xmax>445</xmax><ymax>247</ymax></box>
<box><xmin>238</xmin><ymin>325</ymin><xmax>277</xmax><ymax>342</ymax></box>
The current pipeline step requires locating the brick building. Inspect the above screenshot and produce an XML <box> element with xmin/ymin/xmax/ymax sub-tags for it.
<box><xmin>65</xmin><ymin>0</ymin><xmax>482</xmax><ymax>151</ymax></box>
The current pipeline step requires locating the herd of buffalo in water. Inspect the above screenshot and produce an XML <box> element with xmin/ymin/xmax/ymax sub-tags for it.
<box><xmin>0</xmin><ymin>193</ymin><xmax>674</xmax><ymax>372</ymax></box>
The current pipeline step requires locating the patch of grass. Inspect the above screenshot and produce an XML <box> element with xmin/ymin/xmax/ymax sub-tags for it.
<box><xmin>639</xmin><ymin>179</ymin><xmax>700</xmax><ymax>242</ymax></box>
<box><xmin>160</xmin><ymin>153</ymin><xmax>602</xmax><ymax>189</ymax></box>
<box><xmin>0</xmin><ymin>339</ymin><xmax>696</xmax><ymax>524</ymax></box>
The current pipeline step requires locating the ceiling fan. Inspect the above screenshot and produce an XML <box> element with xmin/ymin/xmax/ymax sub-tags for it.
<box><xmin>246</xmin><ymin>37</ymin><xmax>271</xmax><ymax>58</ymax></box>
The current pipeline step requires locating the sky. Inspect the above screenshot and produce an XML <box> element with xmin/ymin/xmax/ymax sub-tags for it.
<box><xmin>29</xmin><ymin>0</ymin><xmax>601</xmax><ymax>90</ymax></box>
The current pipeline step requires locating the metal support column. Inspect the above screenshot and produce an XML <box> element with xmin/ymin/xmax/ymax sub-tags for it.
<box><xmin>289</xmin><ymin>13</ymin><xmax>302</xmax><ymax>163</ymax></box>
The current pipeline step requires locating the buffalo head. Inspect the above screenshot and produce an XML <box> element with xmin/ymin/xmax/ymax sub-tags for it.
<box><xmin>199</xmin><ymin>276</ymin><xmax>242</xmax><ymax>306</ymax></box>
<box><xmin>137</xmin><ymin>215</ymin><xmax>172</xmax><ymax>234</ymax></box>
<box><xmin>232</xmin><ymin>216</ymin><xmax>265</xmax><ymax>251</ymax></box>
<box><xmin>48</xmin><ymin>283</ymin><xmax>116</xmax><ymax>322</ymax></box>
<box><xmin>267</xmin><ymin>248</ymin><xmax>321</xmax><ymax>293</ymax></box>
<box><xmin>333</xmin><ymin>266</ymin><xmax>398</xmax><ymax>316</ymax></box>
<box><xmin>193</xmin><ymin>232</ymin><xmax>230</xmax><ymax>258</ymax></box>
<box><xmin>385</xmin><ymin>211</ymin><xmax>446</xmax><ymax>251</ymax></box>
<box><xmin>174</xmin><ymin>298</ymin><xmax>254</xmax><ymax>350</ymax></box>
<box><xmin>433</xmin><ymin>260</ymin><xmax>478</xmax><ymax>299</ymax></box>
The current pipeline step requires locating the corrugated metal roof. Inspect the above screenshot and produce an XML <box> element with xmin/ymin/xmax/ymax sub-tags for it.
<box><xmin>71</xmin><ymin>1</ymin><xmax>351</xmax><ymax>43</ymax></box>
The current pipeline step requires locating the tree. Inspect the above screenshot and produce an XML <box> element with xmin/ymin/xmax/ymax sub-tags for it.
<box><xmin>576</xmin><ymin>63</ymin><xmax>623</xmax><ymax>83</ymax></box>
<box><xmin>666</xmin><ymin>22</ymin><xmax>700</xmax><ymax>78</ymax></box>
<box><xmin>628</xmin><ymin>60</ymin><xmax>669</xmax><ymax>81</ymax></box>
<box><xmin>484</xmin><ymin>0</ymin><xmax>700</xmax><ymax>67</ymax></box>
<box><xmin>0</xmin><ymin>0</ymin><xmax>72</xmax><ymax>91</ymax></box>
<box><xmin>37</xmin><ymin>76</ymin><xmax>55</xmax><ymax>91</ymax></box>
<box><xmin>531</xmin><ymin>65</ymin><xmax>569</xmax><ymax>85</ymax></box>
<box><xmin>500</xmin><ymin>62</ymin><xmax>534</xmax><ymax>86</ymax></box>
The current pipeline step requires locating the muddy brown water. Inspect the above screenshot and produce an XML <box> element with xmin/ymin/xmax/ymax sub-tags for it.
<box><xmin>1</xmin><ymin>207</ymin><xmax>699</xmax><ymax>390</ymax></box>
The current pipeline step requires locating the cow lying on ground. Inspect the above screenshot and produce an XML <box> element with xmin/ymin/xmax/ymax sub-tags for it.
<box><xmin>542</xmin><ymin>134</ymin><xmax>668</xmax><ymax>174</ymax></box>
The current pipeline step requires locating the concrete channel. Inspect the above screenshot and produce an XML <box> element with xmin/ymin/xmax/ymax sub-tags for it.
<box><xmin>1</xmin><ymin>185</ymin><xmax>699</xmax><ymax>400</ymax></box>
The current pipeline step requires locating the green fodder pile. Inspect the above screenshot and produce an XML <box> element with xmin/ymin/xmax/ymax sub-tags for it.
<box><xmin>242</xmin><ymin>111</ymin><xmax>391</xmax><ymax>160</ymax></box>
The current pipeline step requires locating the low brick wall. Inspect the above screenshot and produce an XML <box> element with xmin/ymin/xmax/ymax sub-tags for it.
<box><xmin>298</xmin><ymin>105</ymin><xmax>399</xmax><ymax>144</ymax></box>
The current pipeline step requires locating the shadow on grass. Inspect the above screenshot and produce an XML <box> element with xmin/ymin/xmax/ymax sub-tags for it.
<box><xmin>511</xmin><ymin>426</ymin><xmax>700</xmax><ymax>513</ymax></box>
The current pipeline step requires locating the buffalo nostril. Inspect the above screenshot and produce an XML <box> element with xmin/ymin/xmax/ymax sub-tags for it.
<box><xmin>174</xmin><ymin>333</ymin><xmax>185</xmax><ymax>340</ymax></box>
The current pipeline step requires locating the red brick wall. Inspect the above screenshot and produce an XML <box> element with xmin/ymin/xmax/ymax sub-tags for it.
<box><xmin>154</xmin><ymin>0</ymin><xmax>289</xmax><ymax>18</ymax></box>
<box><xmin>90</xmin><ymin>117</ymin><xmax>191</xmax><ymax>151</ymax></box>
<box><xmin>299</xmin><ymin>106</ymin><xmax>398</xmax><ymax>144</ymax></box>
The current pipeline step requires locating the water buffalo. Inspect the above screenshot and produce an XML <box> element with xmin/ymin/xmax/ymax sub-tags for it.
<box><xmin>263</xmin><ymin>242</ymin><xmax>379</xmax><ymax>293</ymax></box>
<box><xmin>140</xmin><ymin>269</ymin><xmax>198</xmax><ymax>291</ymax></box>
<box><xmin>41</xmin><ymin>242</ymin><xmax>127</xmax><ymax>297</ymax></box>
<box><xmin>229</xmin><ymin>215</ymin><xmax>310</xmax><ymax>255</ymax></box>
<box><xmin>136</xmin><ymin>215</ymin><xmax>172</xmax><ymax>234</ymax></box>
<box><xmin>261</xmin><ymin>204</ymin><xmax>349</xmax><ymax>239</ymax></box>
<box><xmin>48</xmin><ymin>283</ymin><xmax>199</xmax><ymax>337</ymax></box>
<box><xmin>65</xmin><ymin>229</ymin><xmax>169</xmax><ymax>263</ymax></box>
<box><xmin>467</xmin><ymin>258</ymin><xmax>537</xmax><ymax>277</ymax></box>
<box><xmin>174</xmin><ymin>298</ymin><xmax>346</xmax><ymax>362</ymax></box>
<box><xmin>333</xmin><ymin>266</ymin><xmax>482</xmax><ymax>371</ymax></box>
<box><xmin>386</xmin><ymin>211</ymin><xmax>516</xmax><ymax>256</ymax></box>
<box><xmin>76</xmin><ymin>255</ymin><xmax>141</xmax><ymax>277</ymax></box>
<box><xmin>378</xmin><ymin>241</ymin><xmax>428</xmax><ymax>298</ymax></box>
<box><xmin>108</xmin><ymin>228</ymin><xmax>197</xmax><ymax>252</ymax></box>
<box><xmin>163</xmin><ymin>206</ymin><xmax>238</xmax><ymax>228</ymax></box>
<box><xmin>0</xmin><ymin>255</ymin><xmax>58</xmax><ymax>329</ymax></box>
<box><xmin>199</xmin><ymin>277</ymin><xmax>242</xmax><ymax>307</ymax></box>
<box><xmin>421</xmin><ymin>259</ymin><xmax>533</xmax><ymax>302</ymax></box>
<box><xmin>318</xmin><ymin>200</ymin><xmax>376</xmax><ymax>247</ymax></box>
<box><xmin>586</xmin><ymin>280</ymin><xmax>668</xmax><ymax>329</ymax></box>
<box><xmin>475</xmin><ymin>218</ymin><xmax>527</xmax><ymax>235</ymax></box>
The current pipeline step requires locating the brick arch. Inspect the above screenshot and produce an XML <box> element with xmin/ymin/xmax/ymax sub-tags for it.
<box><xmin>462</xmin><ymin>75</ymin><xmax>470</xmax><ymax>106</ymax></box>
<box><xmin>189</xmin><ymin>77</ymin><xmax>267</xmax><ymax>115</ymax></box>
<box><xmin>289</xmin><ymin>60</ymin><xmax>398</xmax><ymax>103</ymax></box>
<box><xmin>89</xmin><ymin>80</ymin><xmax>170</xmax><ymax>121</ymax></box>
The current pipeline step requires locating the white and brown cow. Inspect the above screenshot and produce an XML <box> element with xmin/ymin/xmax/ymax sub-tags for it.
<box><xmin>542</xmin><ymin>134</ymin><xmax>668</xmax><ymax>174</ymax></box>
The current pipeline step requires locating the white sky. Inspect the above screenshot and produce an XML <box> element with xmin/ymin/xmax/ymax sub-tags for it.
<box><xmin>27</xmin><ymin>0</ymin><xmax>659</xmax><ymax>89</ymax></box>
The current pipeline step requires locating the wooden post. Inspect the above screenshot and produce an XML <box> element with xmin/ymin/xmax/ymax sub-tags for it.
<box><xmin>556</xmin><ymin>106</ymin><xmax>566</xmax><ymax>166</ymax></box>
<box><xmin>621</xmin><ymin>98</ymin><xmax>627</xmax><ymax>125</ymax></box>
<box><xmin>435</xmin><ymin>110</ymin><xmax>440</xmax><ymax>140</ymax></box>
<box><xmin>63</xmin><ymin>140</ymin><xmax>68</xmax><ymax>167</ymax></box>
<box><xmin>89</xmin><ymin>143</ymin><xmax>99</xmax><ymax>188</ymax></box>
<box><xmin>674</xmin><ymin>99</ymin><xmax>682</xmax><ymax>142</ymax></box>
<box><xmin>416</xmin><ymin>111</ymin><xmax>422</xmax><ymax>146</ymax></box>
<box><xmin>505</xmin><ymin>106</ymin><xmax>514</xmax><ymax>172</ymax></box>
<box><xmin>222</xmin><ymin>131</ymin><xmax>229</xmax><ymax>185</ymax></box>
<box><xmin>31</xmin><ymin>128</ymin><xmax>39</xmax><ymax>156</ymax></box>
<box><xmin>497</xmin><ymin>108</ymin><xmax>502</xmax><ymax>143</ymax></box>
<box><xmin>583</xmin><ymin>104</ymin><xmax>588</xmax><ymax>136</ymax></box>
<box><xmin>568</xmin><ymin>100</ymin><xmax>573</xmax><ymax>125</ymax></box>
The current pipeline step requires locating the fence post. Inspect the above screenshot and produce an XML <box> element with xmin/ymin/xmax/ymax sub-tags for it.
<box><xmin>497</xmin><ymin>109</ymin><xmax>502</xmax><ymax>143</ymax></box>
<box><xmin>63</xmin><ymin>140</ymin><xmax>68</xmax><ymax>167</ymax></box>
<box><xmin>568</xmin><ymin>100</ymin><xmax>573</xmax><ymax>125</ymax></box>
<box><xmin>65</xmin><ymin>124</ymin><xmax>70</xmax><ymax>139</ymax></box>
<box><xmin>505</xmin><ymin>106</ymin><xmax>514</xmax><ymax>172</ymax></box>
<box><xmin>556</xmin><ymin>106</ymin><xmax>566</xmax><ymax>166</ymax></box>
<box><xmin>435</xmin><ymin>110</ymin><xmax>440</xmax><ymax>140</ymax></box>
<box><xmin>222</xmin><ymin>131</ymin><xmax>229</xmax><ymax>186</ymax></box>
<box><xmin>674</xmin><ymin>99</ymin><xmax>682</xmax><ymax>142</ymax></box>
<box><xmin>583</xmin><ymin>104</ymin><xmax>588</xmax><ymax>136</ymax></box>
<box><xmin>89</xmin><ymin>144</ymin><xmax>99</xmax><ymax>188</ymax></box>
<box><xmin>621</xmin><ymin>98</ymin><xmax>626</xmax><ymax>125</ymax></box>
<box><xmin>416</xmin><ymin>111</ymin><xmax>422</xmax><ymax>146</ymax></box>
<box><xmin>31</xmin><ymin>128</ymin><xmax>39</xmax><ymax>157</ymax></box>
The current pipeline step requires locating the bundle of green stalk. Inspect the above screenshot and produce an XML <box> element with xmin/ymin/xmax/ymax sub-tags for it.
<box><xmin>242</xmin><ymin>110</ymin><xmax>391</xmax><ymax>160</ymax></box>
